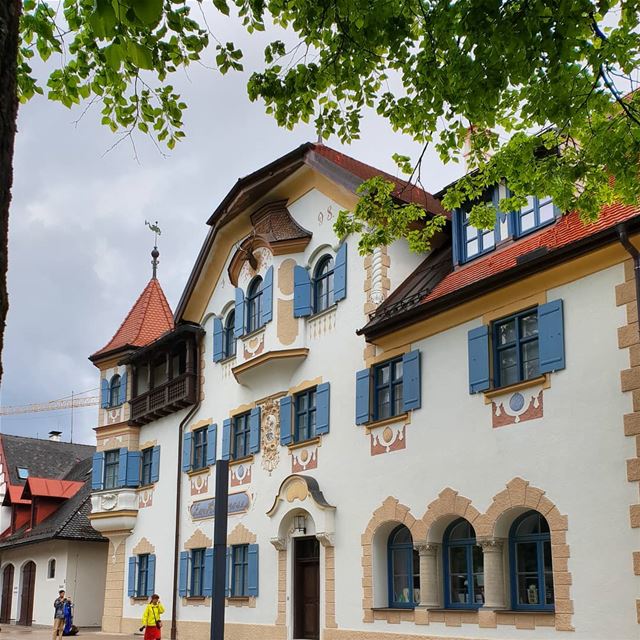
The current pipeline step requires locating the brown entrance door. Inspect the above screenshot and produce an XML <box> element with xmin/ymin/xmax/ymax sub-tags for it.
<box><xmin>0</xmin><ymin>565</ymin><xmax>14</xmax><ymax>623</ymax></box>
<box><xmin>293</xmin><ymin>537</ymin><xmax>320</xmax><ymax>640</ymax></box>
<box><xmin>18</xmin><ymin>562</ymin><xmax>35</xmax><ymax>626</ymax></box>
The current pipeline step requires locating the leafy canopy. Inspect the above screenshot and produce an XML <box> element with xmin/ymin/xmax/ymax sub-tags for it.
<box><xmin>19</xmin><ymin>0</ymin><xmax>640</xmax><ymax>253</ymax></box>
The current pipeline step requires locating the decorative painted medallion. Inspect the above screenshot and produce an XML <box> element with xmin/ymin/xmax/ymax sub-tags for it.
<box><xmin>190</xmin><ymin>471</ymin><xmax>209</xmax><ymax>496</ymax></box>
<box><xmin>369</xmin><ymin>419</ymin><xmax>406</xmax><ymax>456</ymax></box>
<box><xmin>138</xmin><ymin>487</ymin><xmax>154</xmax><ymax>509</ymax></box>
<box><xmin>290</xmin><ymin>441</ymin><xmax>319</xmax><ymax>472</ymax></box>
<box><xmin>492</xmin><ymin>385</ymin><xmax>544</xmax><ymax>428</ymax></box>
<box><xmin>230</xmin><ymin>462</ymin><xmax>252</xmax><ymax>487</ymax></box>
<box><xmin>243</xmin><ymin>330</ymin><xmax>265</xmax><ymax>360</ymax></box>
<box><xmin>260</xmin><ymin>398</ymin><xmax>280</xmax><ymax>474</ymax></box>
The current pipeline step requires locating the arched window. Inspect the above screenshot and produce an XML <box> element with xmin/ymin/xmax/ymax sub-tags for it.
<box><xmin>224</xmin><ymin>310</ymin><xmax>236</xmax><ymax>359</ymax></box>
<box><xmin>509</xmin><ymin>511</ymin><xmax>553</xmax><ymax>610</ymax></box>
<box><xmin>47</xmin><ymin>559</ymin><xmax>55</xmax><ymax>580</ymax></box>
<box><xmin>443</xmin><ymin>519</ymin><xmax>484</xmax><ymax>609</ymax></box>
<box><xmin>387</xmin><ymin>525</ymin><xmax>419</xmax><ymax>608</ymax></box>
<box><xmin>246</xmin><ymin>276</ymin><xmax>263</xmax><ymax>334</ymax></box>
<box><xmin>109</xmin><ymin>375</ymin><xmax>121</xmax><ymax>407</ymax></box>
<box><xmin>313</xmin><ymin>255</ymin><xmax>334</xmax><ymax>313</ymax></box>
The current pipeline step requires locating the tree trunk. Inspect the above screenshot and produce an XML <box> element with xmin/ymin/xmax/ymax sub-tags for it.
<box><xmin>0</xmin><ymin>0</ymin><xmax>21</xmax><ymax>382</ymax></box>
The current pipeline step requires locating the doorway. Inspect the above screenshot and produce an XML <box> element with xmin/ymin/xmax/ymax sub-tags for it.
<box><xmin>0</xmin><ymin>565</ymin><xmax>13</xmax><ymax>623</ymax></box>
<box><xmin>293</xmin><ymin>537</ymin><xmax>320</xmax><ymax>640</ymax></box>
<box><xmin>18</xmin><ymin>562</ymin><xmax>35</xmax><ymax>626</ymax></box>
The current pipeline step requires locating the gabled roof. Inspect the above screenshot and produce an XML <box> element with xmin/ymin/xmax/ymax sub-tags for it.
<box><xmin>21</xmin><ymin>478</ymin><xmax>84</xmax><ymax>500</ymax></box>
<box><xmin>3</xmin><ymin>486</ymin><xmax>29</xmax><ymax>506</ymax></box>
<box><xmin>362</xmin><ymin>202</ymin><xmax>640</xmax><ymax>339</ymax></box>
<box><xmin>90</xmin><ymin>277</ymin><xmax>174</xmax><ymax>361</ymax></box>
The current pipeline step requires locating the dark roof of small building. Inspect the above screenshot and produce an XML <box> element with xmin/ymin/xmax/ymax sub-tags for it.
<box><xmin>0</xmin><ymin>435</ymin><xmax>95</xmax><ymax>487</ymax></box>
<box><xmin>0</xmin><ymin>458</ymin><xmax>106</xmax><ymax>549</ymax></box>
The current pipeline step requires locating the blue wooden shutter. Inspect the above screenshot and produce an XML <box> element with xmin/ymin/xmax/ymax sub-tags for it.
<box><xmin>224</xmin><ymin>547</ymin><xmax>232</xmax><ymax>597</ymax></box>
<box><xmin>261</xmin><ymin>266</ymin><xmax>274</xmax><ymax>325</ymax></box>
<box><xmin>249</xmin><ymin>407</ymin><xmax>261</xmax><ymax>454</ymax></box>
<box><xmin>100</xmin><ymin>379</ymin><xmax>109</xmax><ymax>408</ymax></box>
<box><xmin>182</xmin><ymin>432</ymin><xmax>192</xmax><ymax>472</ymax></box>
<box><xmin>118</xmin><ymin>372</ymin><xmax>128</xmax><ymax>406</ymax></box>
<box><xmin>234</xmin><ymin>288</ymin><xmax>245</xmax><ymax>338</ymax></box>
<box><xmin>127</xmin><ymin>557</ymin><xmax>137</xmax><ymax>597</ymax></box>
<box><xmin>117</xmin><ymin>448</ymin><xmax>128</xmax><ymax>487</ymax></box>
<box><xmin>468</xmin><ymin>325</ymin><xmax>490</xmax><ymax>393</ymax></box>
<box><xmin>293</xmin><ymin>266</ymin><xmax>312</xmax><ymax>317</ymax></box>
<box><xmin>451</xmin><ymin>210</ymin><xmax>461</xmax><ymax>266</ymax></box>
<box><xmin>206</xmin><ymin>423</ymin><xmax>217</xmax><ymax>466</ymax></box>
<box><xmin>203</xmin><ymin>548</ymin><xmax>214</xmax><ymax>597</ymax></box>
<box><xmin>316</xmin><ymin>383</ymin><xmax>330</xmax><ymax>435</ymax></box>
<box><xmin>355</xmin><ymin>368</ymin><xmax>371</xmax><ymax>424</ymax></box>
<box><xmin>150</xmin><ymin>446</ymin><xmax>161</xmax><ymax>483</ymax></box>
<box><xmin>280</xmin><ymin>396</ymin><xmax>293</xmax><ymax>445</ymax></box>
<box><xmin>538</xmin><ymin>299</ymin><xmax>565</xmax><ymax>374</ymax></box>
<box><xmin>247</xmin><ymin>544</ymin><xmax>259</xmax><ymax>597</ymax></box>
<box><xmin>213</xmin><ymin>317</ymin><xmax>224</xmax><ymax>362</ymax></box>
<box><xmin>147</xmin><ymin>554</ymin><xmax>156</xmax><ymax>596</ymax></box>
<box><xmin>91</xmin><ymin>452</ymin><xmax>104</xmax><ymax>490</ymax></box>
<box><xmin>334</xmin><ymin>243</ymin><xmax>348</xmax><ymax>301</ymax></box>
<box><xmin>402</xmin><ymin>350</ymin><xmax>421</xmax><ymax>411</ymax></box>
<box><xmin>178</xmin><ymin>551</ymin><xmax>189</xmax><ymax>597</ymax></box>
<box><xmin>222</xmin><ymin>419</ymin><xmax>232</xmax><ymax>461</ymax></box>
<box><xmin>125</xmin><ymin>450</ymin><xmax>141</xmax><ymax>488</ymax></box>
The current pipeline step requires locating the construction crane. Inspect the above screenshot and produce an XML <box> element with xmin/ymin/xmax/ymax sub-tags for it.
<box><xmin>0</xmin><ymin>394</ymin><xmax>99</xmax><ymax>416</ymax></box>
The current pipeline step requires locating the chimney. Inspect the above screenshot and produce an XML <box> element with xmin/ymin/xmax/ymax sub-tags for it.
<box><xmin>48</xmin><ymin>431</ymin><xmax>62</xmax><ymax>442</ymax></box>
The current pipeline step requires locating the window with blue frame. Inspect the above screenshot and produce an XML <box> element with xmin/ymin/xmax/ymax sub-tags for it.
<box><xmin>294</xmin><ymin>388</ymin><xmax>317</xmax><ymax>443</ymax></box>
<box><xmin>493</xmin><ymin>308</ymin><xmax>539</xmax><ymax>387</ymax></box>
<box><xmin>103</xmin><ymin>449</ymin><xmax>120</xmax><ymax>490</ymax></box>
<box><xmin>137</xmin><ymin>554</ymin><xmax>149</xmax><ymax>597</ymax></box>
<box><xmin>313</xmin><ymin>255</ymin><xmax>334</xmax><ymax>313</ymax></box>
<box><xmin>191</xmin><ymin>548</ymin><xmax>206</xmax><ymax>597</ymax></box>
<box><xmin>232</xmin><ymin>413</ymin><xmax>251</xmax><ymax>460</ymax></box>
<box><xmin>246</xmin><ymin>277</ymin><xmax>263</xmax><ymax>334</ymax></box>
<box><xmin>109</xmin><ymin>374</ymin><xmax>121</xmax><ymax>407</ymax></box>
<box><xmin>374</xmin><ymin>357</ymin><xmax>403</xmax><ymax>420</ymax></box>
<box><xmin>192</xmin><ymin>428</ymin><xmax>208</xmax><ymax>471</ymax></box>
<box><xmin>444</xmin><ymin>519</ymin><xmax>484</xmax><ymax>609</ymax></box>
<box><xmin>457</xmin><ymin>188</ymin><xmax>505</xmax><ymax>263</ymax></box>
<box><xmin>509</xmin><ymin>511</ymin><xmax>554</xmax><ymax>610</ymax></box>
<box><xmin>140</xmin><ymin>447</ymin><xmax>153</xmax><ymax>486</ymax></box>
<box><xmin>231</xmin><ymin>544</ymin><xmax>249</xmax><ymax>596</ymax></box>
<box><xmin>516</xmin><ymin>195</ymin><xmax>556</xmax><ymax>236</ymax></box>
<box><xmin>387</xmin><ymin>525</ymin><xmax>419</xmax><ymax>608</ymax></box>
<box><xmin>223</xmin><ymin>310</ymin><xmax>236</xmax><ymax>359</ymax></box>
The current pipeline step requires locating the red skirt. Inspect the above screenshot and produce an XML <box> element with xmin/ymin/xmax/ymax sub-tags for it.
<box><xmin>144</xmin><ymin>625</ymin><xmax>161</xmax><ymax>640</ymax></box>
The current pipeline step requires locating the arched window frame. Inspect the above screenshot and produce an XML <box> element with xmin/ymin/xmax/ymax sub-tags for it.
<box><xmin>443</xmin><ymin>518</ymin><xmax>484</xmax><ymax>609</ymax></box>
<box><xmin>223</xmin><ymin>310</ymin><xmax>236</xmax><ymax>359</ymax></box>
<box><xmin>508</xmin><ymin>510</ymin><xmax>554</xmax><ymax>611</ymax></box>
<box><xmin>386</xmin><ymin>524</ymin><xmax>419</xmax><ymax>609</ymax></box>
<box><xmin>246</xmin><ymin>276</ymin><xmax>264</xmax><ymax>334</ymax></box>
<box><xmin>47</xmin><ymin>559</ymin><xmax>56</xmax><ymax>580</ymax></box>
<box><xmin>313</xmin><ymin>254</ymin><xmax>335</xmax><ymax>314</ymax></box>
<box><xmin>109</xmin><ymin>374</ymin><xmax>121</xmax><ymax>407</ymax></box>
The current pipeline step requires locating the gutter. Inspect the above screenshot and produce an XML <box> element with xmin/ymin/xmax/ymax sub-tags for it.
<box><xmin>617</xmin><ymin>223</ymin><xmax>640</xmax><ymax>336</ymax></box>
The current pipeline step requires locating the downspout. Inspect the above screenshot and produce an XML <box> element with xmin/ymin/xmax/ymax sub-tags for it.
<box><xmin>170</xmin><ymin>341</ymin><xmax>202</xmax><ymax>640</ymax></box>
<box><xmin>617</xmin><ymin>224</ymin><xmax>640</xmax><ymax>337</ymax></box>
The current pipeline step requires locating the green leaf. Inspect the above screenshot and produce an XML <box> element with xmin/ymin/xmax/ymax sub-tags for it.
<box><xmin>127</xmin><ymin>42</ymin><xmax>154</xmax><ymax>70</ymax></box>
<box><xmin>212</xmin><ymin>0</ymin><xmax>230</xmax><ymax>16</ymax></box>
<box><xmin>102</xmin><ymin>43</ymin><xmax>123</xmax><ymax>70</ymax></box>
<box><xmin>89</xmin><ymin>0</ymin><xmax>118</xmax><ymax>38</ymax></box>
<box><xmin>132</xmin><ymin>0</ymin><xmax>164</xmax><ymax>27</ymax></box>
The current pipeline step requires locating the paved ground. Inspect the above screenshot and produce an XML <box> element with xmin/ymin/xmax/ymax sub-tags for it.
<box><xmin>0</xmin><ymin>627</ymin><xmax>132</xmax><ymax>640</ymax></box>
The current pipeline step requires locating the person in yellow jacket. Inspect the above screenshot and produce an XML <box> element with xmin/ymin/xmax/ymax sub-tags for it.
<box><xmin>140</xmin><ymin>594</ymin><xmax>164</xmax><ymax>640</ymax></box>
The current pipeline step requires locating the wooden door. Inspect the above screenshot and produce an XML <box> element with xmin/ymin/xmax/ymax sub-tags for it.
<box><xmin>293</xmin><ymin>537</ymin><xmax>320</xmax><ymax>640</ymax></box>
<box><xmin>0</xmin><ymin>565</ymin><xmax>13</xmax><ymax>623</ymax></box>
<box><xmin>18</xmin><ymin>562</ymin><xmax>35</xmax><ymax>626</ymax></box>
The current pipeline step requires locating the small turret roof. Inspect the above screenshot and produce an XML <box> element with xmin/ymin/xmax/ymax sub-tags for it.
<box><xmin>90</xmin><ymin>277</ymin><xmax>174</xmax><ymax>362</ymax></box>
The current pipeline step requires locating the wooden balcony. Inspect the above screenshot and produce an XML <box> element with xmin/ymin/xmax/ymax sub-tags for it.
<box><xmin>129</xmin><ymin>371</ymin><xmax>197</xmax><ymax>426</ymax></box>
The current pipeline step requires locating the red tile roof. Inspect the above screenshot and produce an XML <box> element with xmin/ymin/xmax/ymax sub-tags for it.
<box><xmin>91</xmin><ymin>278</ymin><xmax>174</xmax><ymax>360</ymax></box>
<box><xmin>21</xmin><ymin>478</ymin><xmax>84</xmax><ymax>500</ymax></box>
<box><xmin>423</xmin><ymin>202</ymin><xmax>640</xmax><ymax>304</ymax></box>
<box><xmin>311</xmin><ymin>143</ymin><xmax>449</xmax><ymax>217</ymax></box>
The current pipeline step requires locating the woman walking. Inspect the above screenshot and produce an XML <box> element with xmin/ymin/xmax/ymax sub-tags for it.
<box><xmin>140</xmin><ymin>594</ymin><xmax>164</xmax><ymax>640</ymax></box>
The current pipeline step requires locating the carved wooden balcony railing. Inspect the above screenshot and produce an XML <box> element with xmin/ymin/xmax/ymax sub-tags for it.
<box><xmin>129</xmin><ymin>372</ymin><xmax>197</xmax><ymax>426</ymax></box>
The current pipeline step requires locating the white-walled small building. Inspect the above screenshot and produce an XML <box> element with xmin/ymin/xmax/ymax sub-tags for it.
<box><xmin>0</xmin><ymin>434</ymin><xmax>108</xmax><ymax>627</ymax></box>
<box><xmin>88</xmin><ymin>143</ymin><xmax>640</xmax><ymax>640</ymax></box>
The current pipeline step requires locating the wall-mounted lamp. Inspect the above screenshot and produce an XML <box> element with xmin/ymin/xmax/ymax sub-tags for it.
<box><xmin>294</xmin><ymin>514</ymin><xmax>307</xmax><ymax>534</ymax></box>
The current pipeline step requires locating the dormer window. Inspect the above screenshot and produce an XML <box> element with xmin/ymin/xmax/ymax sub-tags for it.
<box><xmin>246</xmin><ymin>276</ymin><xmax>264</xmax><ymax>334</ymax></box>
<box><xmin>516</xmin><ymin>195</ymin><xmax>556</xmax><ymax>236</ymax></box>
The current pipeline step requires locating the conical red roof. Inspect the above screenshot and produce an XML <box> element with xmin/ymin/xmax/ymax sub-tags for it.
<box><xmin>90</xmin><ymin>278</ymin><xmax>174</xmax><ymax>361</ymax></box>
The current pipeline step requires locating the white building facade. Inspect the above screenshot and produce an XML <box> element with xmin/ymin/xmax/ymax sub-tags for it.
<box><xmin>89</xmin><ymin>143</ymin><xmax>640</xmax><ymax>640</ymax></box>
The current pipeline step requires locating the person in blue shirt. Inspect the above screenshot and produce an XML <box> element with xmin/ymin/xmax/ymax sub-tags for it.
<box><xmin>53</xmin><ymin>590</ymin><xmax>66</xmax><ymax>640</ymax></box>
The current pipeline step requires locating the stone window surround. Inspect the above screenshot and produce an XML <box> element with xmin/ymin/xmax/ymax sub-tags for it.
<box><xmin>361</xmin><ymin>478</ymin><xmax>572</xmax><ymax>632</ymax></box>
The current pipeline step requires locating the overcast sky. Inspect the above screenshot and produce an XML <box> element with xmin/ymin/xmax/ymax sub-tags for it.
<box><xmin>0</xmin><ymin>7</ymin><xmax>463</xmax><ymax>445</ymax></box>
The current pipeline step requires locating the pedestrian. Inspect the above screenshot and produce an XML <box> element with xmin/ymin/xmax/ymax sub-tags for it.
<box><xmin>53</xmin><ymin>590</ymin><xmax>66</xmax><ymax>640</ymax></box>
<box><xmin>140</xmin><ymin>594</ymin><xmax>164</xmax><ymax>640</ymax></box>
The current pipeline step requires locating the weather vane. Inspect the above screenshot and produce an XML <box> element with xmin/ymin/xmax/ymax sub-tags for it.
<box><xmin>145</xmin><ymin>220</ymin><xmax>162</xmax><ymax>278</ymax></box>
